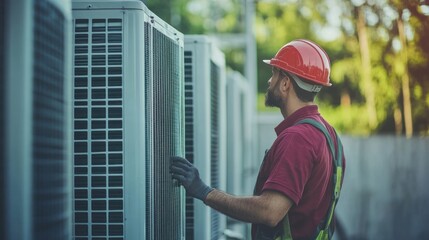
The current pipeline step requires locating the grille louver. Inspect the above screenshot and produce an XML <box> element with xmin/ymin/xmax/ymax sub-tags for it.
<box><xmin>144</xmin><ymin>21</ymin><xmax>153</xmax><ymax>239</ymax></box>
<box><xmin>210</xmin><ymin>61</ymin><xmax>221</xmax><ymax>240</ymax></box>
<box><xmin>146</xmin><ymin>26</ymin><xmax>184</xmax><ymax>240</ymax></box>
<box><xmin>73</xmin><ymin>17</ymin><xmax>125</xmax><ymax>239</ymax></box>
<box><xmin>33</xmin><ymin>0</ymin><xmax>69</xmax><ymax>239</ymax></box>
<box><xmin>184</xmin><ymin>50</ymin><xmax>195</xmax><ymax>240</ymax></box>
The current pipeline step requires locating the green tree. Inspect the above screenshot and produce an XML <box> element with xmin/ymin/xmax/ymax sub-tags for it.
<box><xmin>145</xmin><ymin>0</ymin><xmax>429</xmax><ymax>135</ymax></box>
<box><xmin>145</xmin><ymin>0</ymin><xmax>206</xmax><ymax>33</ymax></box>
<box><xmin>255</xmin><ymin>1</ymin><xmax>329</xmax><ymax>93</ymax></box>
<box><xmin>389</xmin><ymin>0</ymin><xmax>429</xmax><ymax>135</ymax></box>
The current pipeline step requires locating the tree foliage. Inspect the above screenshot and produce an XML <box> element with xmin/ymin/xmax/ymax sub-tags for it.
<box><xmin>146</xmin><ymin>0</ymin><xmax>429</xmax><ymax>135</ymax></box>
<box><xmin>255</xmin><ymin>0</ymin><xmax>429</xmax><ymax>136</ymax></box>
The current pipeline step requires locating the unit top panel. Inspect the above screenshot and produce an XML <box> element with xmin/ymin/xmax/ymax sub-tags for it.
<box><xmin>72</xmin><ymin>0</ymin><xmax>146</xmax><ymax>11</ymax></box>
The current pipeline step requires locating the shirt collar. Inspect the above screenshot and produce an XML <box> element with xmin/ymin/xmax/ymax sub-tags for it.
<box><xmin>274</xmin><ymin>105</ymin><xmax>320</xmax><ymax>136</ymax></box>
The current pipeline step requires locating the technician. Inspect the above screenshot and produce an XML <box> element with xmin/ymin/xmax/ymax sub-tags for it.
<box><xmin>170</xmin><ymin>39</ymin><xmax>346</xmax><ymax>240</ymax></box>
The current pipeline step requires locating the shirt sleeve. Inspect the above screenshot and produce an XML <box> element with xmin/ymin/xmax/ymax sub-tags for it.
<box><xmin>261</xmin><ymin>131</ymin><xmax>315</xmax><ymax>205</ymax></box>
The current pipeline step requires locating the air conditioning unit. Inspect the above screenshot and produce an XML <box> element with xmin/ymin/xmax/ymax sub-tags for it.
<box><xmin>225</xmin><ymin>70</ymin><xmax>253</xmax><ymax>240</ymax></box>
<box><xmin>2</xmin><ymin>0</ymin><xmax>73</xmax><ymax>239</ymax></box>
<box><xmin>72</xmin><ymin>1</ymin><xmax>185</xmax><ymax>239</ymax></box>
<box><xmin>184</xmin><ymin>35</ymin><xmax>227</xmax><ymax>240</ymax></box>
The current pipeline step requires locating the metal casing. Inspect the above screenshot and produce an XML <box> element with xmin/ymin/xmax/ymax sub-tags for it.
<box><xmin>72</xmin><ymin>1</ymin><xmax>185</xmax><ymax>239</ymax></box>
<box><xmin>2</xmin><ymin>0</ymin><xmax>72</xmax><ymax>239</ymax></box>
<box><xmin>184</xmin><ymin>35</ymin><xmax>227</xmax><ymax>240</ymax></box>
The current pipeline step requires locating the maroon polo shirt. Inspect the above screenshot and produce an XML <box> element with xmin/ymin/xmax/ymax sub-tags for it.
<box><xmin>252</xmin><ymin>105</ymin><xmax>345</xmax><ymax>239</ymax></box>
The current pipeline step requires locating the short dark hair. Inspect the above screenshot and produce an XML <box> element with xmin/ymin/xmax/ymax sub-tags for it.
<box><xmin>283</xmin><ymin>72</ymin><xmax>318</xmax><ymax>102</ymax></box>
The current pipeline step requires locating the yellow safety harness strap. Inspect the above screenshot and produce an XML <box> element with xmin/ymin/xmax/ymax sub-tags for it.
<box><xmin>275</xmin><ymin>118</ymin><xmax>343</xmax><ymax>240</ymax></box>
<box><xmin>274</xmin><ymin>215</ymin><xmax>293</xmax><ymax>240</ymax></box>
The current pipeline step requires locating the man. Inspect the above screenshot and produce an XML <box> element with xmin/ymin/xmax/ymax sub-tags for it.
<box><xmin>170</xmin><ymin>39</ymin><xmax>346</xmax><ymax>240</ymax></box>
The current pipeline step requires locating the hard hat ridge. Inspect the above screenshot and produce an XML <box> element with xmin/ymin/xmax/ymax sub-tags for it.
<box><xmin>263</xmin><ymin>39</ymin><xmax>332</xmax><ymax>87</ymax></box>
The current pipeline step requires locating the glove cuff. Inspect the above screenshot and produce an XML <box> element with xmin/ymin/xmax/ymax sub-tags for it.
<box><xmin>190</xmin><ymin>180</ymin><xmax>213</xmax><ymax>202</ymax></box>
<box><xmin>201</xmin><ymin>186</ymin><xmax>214</xmax><ymax>203</ymax></box>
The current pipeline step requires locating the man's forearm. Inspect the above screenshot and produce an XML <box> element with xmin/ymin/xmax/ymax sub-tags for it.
<box><xmin>204</xmin><ymin>189</ymin><xmax>281</xmax><ymax>227</ymax></box>
<box><xmin>170</xmin><ymin>156</ymin><xmax>292</xmax><ymax>227</ymax></box>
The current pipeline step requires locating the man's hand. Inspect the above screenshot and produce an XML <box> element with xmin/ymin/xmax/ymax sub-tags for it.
<box><xmin>170</xmin><ymin>156</ymin><xmax>213</xmax><ymax>202</ymax></box>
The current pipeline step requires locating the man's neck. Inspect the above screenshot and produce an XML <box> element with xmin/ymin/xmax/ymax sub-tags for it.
<box><xmin>280</xmin><ymin>100</ymin><xmax>314</xmax><ymax>119</ymax></box>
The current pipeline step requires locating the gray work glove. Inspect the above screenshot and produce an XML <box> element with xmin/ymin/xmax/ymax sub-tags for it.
<box><xmin>170</xmin><ymin>156</ymin><xmax>213</xmax><ymax>202</ymax></box>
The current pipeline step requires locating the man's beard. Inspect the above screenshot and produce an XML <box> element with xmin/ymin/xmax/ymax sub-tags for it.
<box><xmin>265</xmin><ymin>86</ymin><xmax>282</xmax><ymax>108</ymax></box>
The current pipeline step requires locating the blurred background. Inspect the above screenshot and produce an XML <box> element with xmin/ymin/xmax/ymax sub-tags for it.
<box><xmin>147</xmin><ymin>0</ymin><xmax>429</xmax><ymax>136</ymax></box>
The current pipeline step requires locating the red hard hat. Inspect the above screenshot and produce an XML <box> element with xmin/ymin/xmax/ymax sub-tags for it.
<box><xmin>263</xmin><ymin>39</ymin><xmax>332</xmax><ymax>86</ymax></box>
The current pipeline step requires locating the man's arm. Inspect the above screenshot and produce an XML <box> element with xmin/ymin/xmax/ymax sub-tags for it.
<box><xmin>205</xmin><ymin>189</ymin><xmax>293</xmax><ymax>227</ymax></box>
<box><xmin>170</xmin><ymin>156</ymin><xmax>293</xmax><ymax>227</ymax></box>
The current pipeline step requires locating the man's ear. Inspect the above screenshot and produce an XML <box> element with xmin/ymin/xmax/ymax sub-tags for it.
<box><xmin>281</xmin><ymin>76</ymin><xmax>291</xmax><ymax>93</ymax></box>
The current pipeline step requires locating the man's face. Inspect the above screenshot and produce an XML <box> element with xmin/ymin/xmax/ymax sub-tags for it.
<box><xmin>265</xmin><ymin>68</ymin><xmax>285</xmax><ymax>108</ymax></box>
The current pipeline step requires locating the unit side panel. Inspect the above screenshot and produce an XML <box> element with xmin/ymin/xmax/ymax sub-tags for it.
<box><xmin>122</xmin><ymin>9</ymin><xmax>147</xmax><ymax>239</ymax></box>
<box><xmin>4</xmin><ymin>1</ymin><xmax>34</xmax><ymax>239</ymax></box>
<box><xmin>226</xmin><ymin>74</ymin><xmax>243</xmax><ymax>196</ymax></box>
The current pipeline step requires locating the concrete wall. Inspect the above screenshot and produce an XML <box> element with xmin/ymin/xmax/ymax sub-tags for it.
<box><xmin>256</xmin><ymin>113</ymin><xmax>429</xmax><ymax>240</ymax></box>
<box><xmin>334</xmin><ymin>136</ymin><xmax>429</xmax><ymax>240</ymax></box>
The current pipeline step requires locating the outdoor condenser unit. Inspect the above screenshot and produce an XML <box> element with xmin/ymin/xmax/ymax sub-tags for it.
<box><xmin>72</xmin><ymin>0</ymin><xmax>185</xmax><ymax>239</ymax></box>
<box><xmin>2</xmin><ymin>0</ymin><xmax>73</xmax><ymax>239</ymax></box>
<box><xmin>225</xmin><ymin>70</ymin><xmax>253</xmax><ymax>240</ymax></box>
<box><xmin>184</xmin><ymin>35</ymin><xmax>227</xmax><ymax>240</ymax></box>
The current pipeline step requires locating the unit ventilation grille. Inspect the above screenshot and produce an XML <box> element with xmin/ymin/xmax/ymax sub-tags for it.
<box><xmin>146</xmin><ymin>26</ymin><xmax>183</xmax><ymax>240</ymax></box>
<box><xmin>183</xmin><ymin>50</ymin><xmax>194</xmax><ymax>240</ymax></box>
<box><xmin>210</xmin><ymin>61</ymin><xmax>221</xmax><ymax>240</ymax></box>
<box><xmin>73</xmin><ymin>17</ymin><xmax>124</xmax><ymax>239</ymax></box>
<box><xmin>33</xmin><ymin>0</ymin><xmax>68</xmax><ymax>239</ymax></box>
<box><xmin>144</xmin><ymin>21</ymin><xmax>153</xmax><ymax>239</ymax></box>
